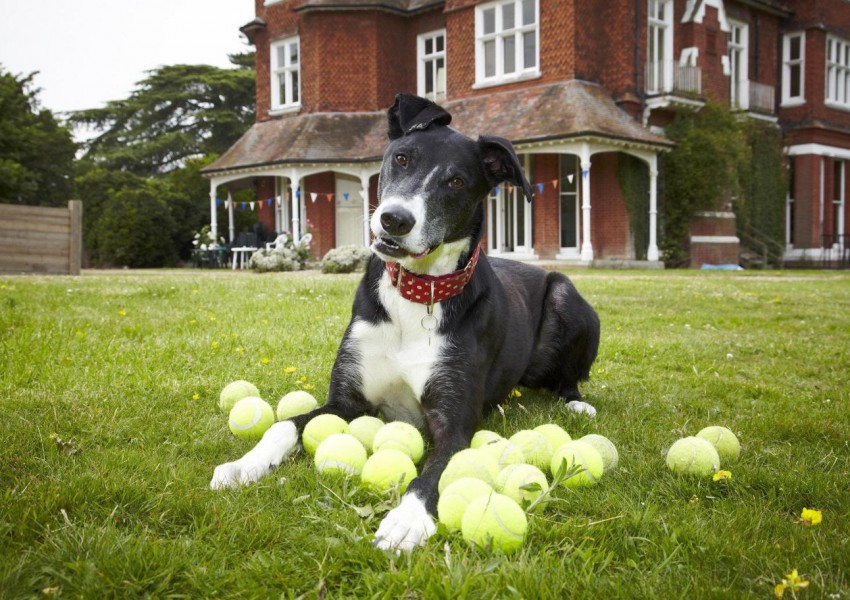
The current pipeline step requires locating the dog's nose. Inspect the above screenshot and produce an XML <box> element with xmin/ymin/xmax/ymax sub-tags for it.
<box><xmin>379</xmin><ymin>206</ymin><xmax>416</xmax><ymax>237</ymax></box>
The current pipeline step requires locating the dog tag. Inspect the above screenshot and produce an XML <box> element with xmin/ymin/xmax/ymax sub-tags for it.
<box><xmin>421</xmin><ymin>312</ymin><xmax>437</xmax><ymax>346</ymax></box>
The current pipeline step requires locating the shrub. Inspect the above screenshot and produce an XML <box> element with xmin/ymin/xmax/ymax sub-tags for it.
<box><xmin>249</xmin><ymin>246</ymin><xmax>303</xmax><ymax>272</ymax></box>
<box><xmin>322</xmin><ymin>245</ymin><xmax>372</xmax><ymax>274</ymax></box>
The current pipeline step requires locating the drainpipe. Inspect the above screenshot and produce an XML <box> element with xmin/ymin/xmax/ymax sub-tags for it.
<box><xmin>635</xmin><ymin>0</ymin><xmax>647</xmax><ymax>124</ymax></box>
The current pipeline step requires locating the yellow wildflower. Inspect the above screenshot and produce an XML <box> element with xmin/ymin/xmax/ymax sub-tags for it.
<box><xmin>284</xmin><ymin>366</ymin><xmax>297</xmax><ymax>374</ymax></box>
<box><xmin>774</xmin><ymin>569</ymin><xmax>809</xmax><ymax>598</ymax></box>
<box><xmin>235</xmin><ymin>346</ymin><xmax>245</xmax><ymax>355</ymax></box>
<box><xmin>302</xmin><ymin>383</ymin><xmax>315</xmax><ymax>391</ymax></box>
<box><xmin>510</xmin><ymin>388</ymin><xmax>522</xmax><ymax>398</ymax></box>
<box><xmin>799</xmin><ymin>508</ymin><xmax>822</xmax><ymax>526</ymax></box>
<box><xmin>117</xmin><ymin>309</ymin><xmax>127</xmax><ymax>316</ymax></box>
<box><xmin>712</xmin><ymin>470</ymin><xmax>732</xmax><ymax>482</ymax></box>
<box><xmin>260</xmin><ymin>357</ymin><xmax>270</xmax><ymax>365</ymax></box>
<box><xmin>192</xmin><ymin>393</ymin><xmax>200</xmax><ymax>401</ymax></box>
<box><xmin>210</xmin><ymin>341</ymin><xmax>219</xmax><ymax>349</ymax></box>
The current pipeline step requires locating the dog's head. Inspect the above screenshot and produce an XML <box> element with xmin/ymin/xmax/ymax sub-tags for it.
<box><xmin>371</xmin><ymin>93</ymin><xmax>532</xmax><ymax>272</ymax></box>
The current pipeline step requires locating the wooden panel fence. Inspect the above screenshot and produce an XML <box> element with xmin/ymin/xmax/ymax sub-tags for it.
<box><xmin>0</xmin><ymin>201</ymin><xmax>82</xmax><ymax>275</ymax></box>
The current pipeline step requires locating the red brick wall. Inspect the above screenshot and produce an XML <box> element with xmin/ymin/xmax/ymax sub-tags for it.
<box><xmin>532</xmin><ymin>154</ymin><xmax>560</xmax><ymax>259</ymax></box>
<box><xmin>304</xmin><ymin>172</ymin><xmax>336</xmax><ymax>259</ymax></box>
<box><xmin>792</xmin><ymin>153</ymin><xmax>822</xmax><ymax>249</ymax></box>
<box><xmin>590</xmin><ymin>153</ymin><xmax>631</xmax><ymax>259</ymax></box>
<box><xmin>257</xmin><ymin>177</ymin><xmax>276</xmax><ymax>234</ymax></box>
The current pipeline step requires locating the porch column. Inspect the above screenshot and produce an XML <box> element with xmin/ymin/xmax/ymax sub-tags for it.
<box><xmin>360</xmin><ymin>172</ymin><xmax>372</xmax><ymax>247</ymax></box>
<box><xmin>227</xmin><ymin>192</ymin><xmax>235</xmax><ymax>243</ymax></box>
<box><xmin>289</xmin><ymin>169</ymin><xmax>301</xmax><ymax>241</ymax></box>
<box><xmin>647</xmin><ymin>158</ymin><xmax>660</xmax><ymax>262</ymax></box>
<box><xmin>580</xmin><ymin>145</ymin><xmax>594</xmax><ymax>262</ymax></box>
<box><xmin>209</xmin><ymin>181</ymin><xmax>219</xmax><ymax>241</ymax></box>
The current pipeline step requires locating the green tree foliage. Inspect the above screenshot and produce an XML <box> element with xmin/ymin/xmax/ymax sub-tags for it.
<box><xmin>70</xmin><ymin>54</ymin><xmax>255</xmax><ymax>177</ymax></box>
<box><xmin>617</xmin><ymin>153</ymin><xmax>650</xmax><ymax>261</ymax></box>
<box><xmin>738</xmin><ymin>121</ymin><xmax>787</xmax><ymax>248</ymax></box>
<box><xmin>0</xmin><ymin>67</ymin><xmax>77</xmax><ymax>206</ymax></box>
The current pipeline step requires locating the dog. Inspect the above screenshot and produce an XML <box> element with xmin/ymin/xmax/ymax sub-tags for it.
<box><xmin>211</xmin><ymin>93</ymin><xmax>601</xmax><ymax>552</ymax></box>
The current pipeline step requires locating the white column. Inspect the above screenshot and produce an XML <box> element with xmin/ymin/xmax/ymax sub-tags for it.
<box><xmin>227</xmin><ymin>192</ymin><xmax>235</xmax><ymax>243</ymax></box>
<box><xmin>580</xmin><ymin>144</ymin><xmax>594</xmax><ymax>262</ymax></box>
<box><xmin>289</xmin><ymin>169</ymin><xmax>301</xmax><ymax>241</ymax></box>
<box><xmin>360</xmin><ymin>172</ymin><xmax>372</xmax><ymax>247</ymax></box>
<box><xmin>209</xmin><ymin>181</ymin><xmax>219</xmax><ymax>241</ymax></box>
<box><xmin>647</xmin><ymin>159</ymin><xmax>660</xmax><ymax>262</ymax></box>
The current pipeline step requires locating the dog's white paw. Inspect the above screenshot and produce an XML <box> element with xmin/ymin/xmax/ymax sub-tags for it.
<box><xmin>210</xmin><ymin>421</ymin><xmax>299</xmax><ymax>490</ymax></box>
<box><xmin>374</xmin><ymin>493</ymin><xmax>436</xmax><ymax>553</ymax></box>
<box><xmin>565</xmin><ymin>400</ymin><xmax>597</xmax><ymax>418</ymax></box>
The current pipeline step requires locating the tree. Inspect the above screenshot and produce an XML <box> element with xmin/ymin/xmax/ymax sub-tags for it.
<box><xmin>0</xmin><ymin>67</ymin><xmax>77</xmax><ymax>206</ymax></box>
<box><xmin>70</xmin><ymin>53</ymin><xmax>255</xmax><ymax>177</ymax></box>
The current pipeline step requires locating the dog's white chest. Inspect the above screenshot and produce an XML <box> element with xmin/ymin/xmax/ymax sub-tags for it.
<box><xmin>348</xmin><ymin>274</ymin><xmax>445</xmax><ymax>427</ymax></box>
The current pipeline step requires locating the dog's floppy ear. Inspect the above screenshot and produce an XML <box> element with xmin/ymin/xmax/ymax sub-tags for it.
<box><xmin>387</xmin><ymin>93</ymin><xmax>452</xmax><ymax>140</ymax></box>
<box><xmin>479</xmin><ymin>135</ymin><xmax>534</xmax><ymax>202</ymax></box>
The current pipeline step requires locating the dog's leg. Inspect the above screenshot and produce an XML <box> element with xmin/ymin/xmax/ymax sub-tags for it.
<box><xmin>374</xmin><ymin>389</ymin><xmax>478</xmax><ymax>552</ymax></box>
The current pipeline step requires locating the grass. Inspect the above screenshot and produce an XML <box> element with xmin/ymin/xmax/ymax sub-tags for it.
<box><xmin>1</xmin><ymin>268</ymin><xmax>849</xmax><ymax>599</ymax></box>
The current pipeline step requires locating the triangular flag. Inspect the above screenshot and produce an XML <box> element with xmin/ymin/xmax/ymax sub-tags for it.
<box><xmin>241</xmin><ymin>202</ymin><xmax>247</xmax><ymax>210</ymax></box>
<box><xmin>494</xmin><ymin>186</ymin><xmax>501</xmax><ymax>196</ymax></box>
<box><xmin>537</xmin><ymin>182</ymin><xmax>544</xmax><ymax>193</ymax></box>
<box><xmin>295</xmin><ymin>188</ymin><xmax>301</xmax><ymax>199</ymax></box>
<box><xmin>267</xmin><ymin>198</ymin><xmax>273</xmax><ymax>207</ymax></box>
<box><xmin>343</xmin><ymin>192</ymin><xmax>349</xmax><ymax>201</ymax></box>
<box><xmin>224</xmin><ymin>200</ymin><xmax>230</xmax><ymax>210</ymax></box>
<box><xmin>359</xmin><ymin>189</ymin><xmax>367</xmax><ymax>199</ymax></box>
<box><xmin>310</xmin><ymin>192</ymin><xmax>318</xmax><ymax>203</ymax></box>
<box><xmin>326</xmin><ymin>193</ymin><xmax>334</xmax><ymax>202</ymax></box>
<box><xmin>276</xmin><ymin>196</ymin><xmax>282</xmax><ymax>207</ymax></box>
<box><xmin>250</xmin><ymin>202</ymin><xmax>256</xmax><ymax>211</ymax></box>
<box><xmin>553</xmin><ymin>179</ymin><xmax>560</xmax><ymax>188</ymax></box>
<box><xmin>582</xmin><ymin>169</ymin><xmax>589</xmax><ymax>179</ymax></box>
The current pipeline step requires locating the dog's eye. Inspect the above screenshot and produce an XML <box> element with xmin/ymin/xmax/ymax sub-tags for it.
<box><xmin>449</xmin><ymin>177</ymin><xmax>465</xmax><ymax>189</ymax></box>
<box><xmin>395</xmin><ymin>154</ymin><xmax>409</xmax><ymax>167</ymax></box>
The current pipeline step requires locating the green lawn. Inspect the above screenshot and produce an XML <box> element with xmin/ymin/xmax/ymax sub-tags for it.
<box><xmin>1</xmin><ymin>268</ymin><xmax>848</xmax><ymax>599</ymax></box>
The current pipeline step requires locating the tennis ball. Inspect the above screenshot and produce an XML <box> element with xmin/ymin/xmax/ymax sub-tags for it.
<box><xmin>314</xmin><ymin>433</ymin><xmax>368</xmax><ymax>477</ymax></box>
<box><xmin>580</xmin><ymin>434</ymin><xmax>619</xmax><ymax>472</ymax></box>
<box><xmin>508</xmin><ymin>430</ymin><xmax>554</xmax><ymax>472</ymax></box>
<box><xmin>496</xmin><ymin>464</ymin><xmax>549</xmax><ymax>512</ymax></box>
<box><xmin>276</xmin><ymin>390</ymin><xmax>318</xmax><ymax>421</ymax></box>
<box><xmin>533</xmin><ymin>423</ymin><xmax>572</xmax><ymax>452</ymax></box>
<box><xmin>348</xmin><ymin>415</ymin><xmax>385</xmax><ymax>452</ymax></box>
<box><xmin>438</xmin><ymin>448</ymin><xmax>500</xmax><ymax>493</ymax></box>
<box><xmin>302</xmin><ymin>414</ymin><xmax>349</xmax><ymax>455</ymax></box>
<box><xmin>480</xmin><ymin>439</ymin><xmax>526</xmax><ymax>470</ymax></box>
<box><xmin>695</xmin><ymin>426</ymin><xmax>740</xmax><ymax>464</ymax></box>
<box><xmin>461</xmin><ymin>492</ymin><xmax>528</xmax><ymax>554</ymax></box>
<box><xmin>219</xmin><ymin>380</ymin><xmax>260</xmax><ymax>412</ymax></box>
<box><xmin>470</xmin><ymin>430</ymin><xmax>503</xmax><ymax>449</ymax></box>
<box><xmin>228</xmin><ymin>396</ymin><xmax>275</xmax><ymax>440</ymax></box>
<box><xmin>437</xmin><ymin>477</ymin><xmax>494</xmax><ymax>531</ymax></box>
<box><xmin>360</xmin><ymin>449</ymin><xmax>418</xmax><ymax>492</ymax></box>
<box><xmin>666</xmin><ymin>436</ymin><xmax>720</xmax><ymax>477</ymax></box>
<box><xmin>372</xmin><ymin>421</ymin><xmax>425</xmax><ymax>463</ymax></box>
<box><xmin>550</xmin><ymin>441</ymin><xmax>604</xmax><ymax>487</ymax></box>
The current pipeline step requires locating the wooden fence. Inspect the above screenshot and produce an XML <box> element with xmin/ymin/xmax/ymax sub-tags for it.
<box><xmin>0</xmin><ymin>201</ymin><xmax>82</xmax><ymax>275</ymax></box>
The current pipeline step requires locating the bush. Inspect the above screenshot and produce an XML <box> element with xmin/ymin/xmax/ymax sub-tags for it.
<box><xmin>322</xmin><ymin>245</ymin><xmax>372</xmax><ymax>274</ymax></box>
<box><xmin>250</xmin><ymin>246</ymin><xmax>303</xmax><ymax>272</ymax></box>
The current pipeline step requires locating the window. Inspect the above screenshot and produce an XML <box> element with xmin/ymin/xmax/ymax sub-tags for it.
<box><xmin>782</xmin><ymin>32</ymin><xmax>805</xmax><ymax>105</ymax></box>
<box><xmin>418</xmin><ymin>30</ymin><xmax>446</xmax><ymax>101</ymax></box>
<box><xmin>826</xmin><ymin>36</ymin><xmax>850</xmax><ymax>109</ymax></box>
<box><xmin>647</xmin><ymin>0</ymin><xmax>673</xmax><ymax>93</ymax></box>
<box><xmin>559</xmin><ymin>155</ymin><xmax>580</xmax><ymax>252</ymax></box>
<box><xmin>728</xmin><ymin>21</ymin><xmax>748</xmax><ymax>109</ymax></box>
<box><xmin>832</xmin><ymin>160</ymin><xmax>846</xmax><ymax>243</ymax></box>
<box><xmin>475</xmin><ymin>0</ymin><xmax>539</xmax><ymax>86</ymax></box>
<box><xmin>271</xmin><ymin>36</ymin><xmax>300</xmax><ymax>111</ymax></box>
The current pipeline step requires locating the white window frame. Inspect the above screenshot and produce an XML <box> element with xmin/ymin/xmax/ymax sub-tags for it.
<box><xmin>646</xmin><ymin>0</ymin><xmax>674</xmax><ymax>94</ymax></box>
<box><xmin>781</xmin><ymin>32</ymin><xmax>805</xmax><ymax>106</ymax></box>
<box><xmin>826</xmin><ymin>35</ymin><xmax>850</xmax><ymax>110</ymax></box>
<box><xmin>418</xmin><ymin>30</ymin><xmax>447</xmax><ymax>101</ymax></box>
<box><xmin>270</xmin><ymin>36</ymin><xmax>301</xmax><ymax>113</ymax></box>
<box><xmin>833</xmin><ymin>160</ymin><xmax>846</xmax><ymax>245</ymax></box>
<box><xmin>558</xmin><ymin>154</ymin><xmax>581</xmax><ymax>258</ymax></box>
<box><xmin>474</xmin><ymin>0</ymin><xmax>540</xmax><ymax>88</ymax></box>
<box><xmin>728</xmin><ymin>20</ymin><xmax>749</xmax><ymax>110</ymax></box>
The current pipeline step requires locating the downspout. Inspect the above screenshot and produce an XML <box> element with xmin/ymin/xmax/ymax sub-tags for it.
<box><xmin>635</xmin><ymin>0</ymin><xmax>646</xmax><ymax>121</ymax></box>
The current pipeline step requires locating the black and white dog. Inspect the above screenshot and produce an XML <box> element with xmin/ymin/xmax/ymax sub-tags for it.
<box><xmin>211</xmin><ymin>94</ymin><xmax>600</xmax><ymax>552</ymax></box>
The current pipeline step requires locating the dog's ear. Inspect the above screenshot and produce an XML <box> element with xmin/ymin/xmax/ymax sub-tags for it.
<box><xmin>479</xmin><ymin>135</ymin><xmax>534</xmax><ymax>202</ymax></box>
<box><xmin>387</xmin><ymin>93</ymin><xmax>452</xmax><ymax>140</ymax></box>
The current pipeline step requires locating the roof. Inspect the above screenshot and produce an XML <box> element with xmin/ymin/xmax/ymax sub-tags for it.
<box><xmin>202</xmin><ymin>80</ymin><xmax>671</xmax><ymax>177</ymax></box>
<box><xmin>293</xmin><ymin>0</ymin><xmax>444</xmax><ymax>14</ymax></box>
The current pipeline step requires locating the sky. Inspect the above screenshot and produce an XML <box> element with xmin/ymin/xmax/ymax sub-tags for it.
<box><xmin>0</xmin><ymin>0</ymin><xmax>255</xmax><ymax>118</ymax></box>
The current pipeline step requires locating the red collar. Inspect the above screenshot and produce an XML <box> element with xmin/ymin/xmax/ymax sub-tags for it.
<box><xmin>385</xmin><ymin>245</ymin><xmax>482</xmax><ymax>305</ymax></box>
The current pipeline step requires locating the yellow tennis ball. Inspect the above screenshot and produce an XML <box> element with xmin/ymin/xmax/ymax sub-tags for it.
<box><xmin>219</xmin><ymin>380</ymin><xmax>260</xmax><ymax>412</ymax></box>
<box><xmin>508</xmin><ymin>429</ymin><xmax>554</xmax><ymax>472</ymax></box>
<box><xmin>550</xmin><ymin>441</ymin><xmax>604</xmax><ymax>487</ymax></box>
<box><xmin>276</xmin><ymin>390</ymin><xmax>318</xmax><ymax>421</ymax></box>
<box><xmin>302</xmin><ymin>414</ymin><xmax>349</xmax><ymax>455</ymax></box>
<box><xmin>348</xmin><ymin>415</ymin><xmax>385</xmax><ymax>452</ymax></box>
<box><xmin>695</xmin><ymin>426</ymin><xmax>740</xmax><ymax>464</ymax></box>
<box><xmin>470</xmin><ymin>430</ymin><xmax>503</xmax><ymax>449</ymax></box>
<box><xmin>360</xmin><ymin>449</ymin><xmax>418</xmax><ymax>492</ymax></box>
<box><xmin>372</xmin><ymin>421</ymin><xmax>425</xmax><ymax>463</ymax></box>
<box><xmin>228</xmin><ymin>396</ymin><xmax>274</xmax><ymax>440</ymax></box>
<box><xmin>461</xmin><ymin>492</ymin><xmax>528</xmax><ymax>554</ymax></box>
<box><xmin>666</xmin><ymin>436</ymin><xmax>720</xmax><ymax>477</ymax></box>
<box><xmin>496</xmin><ymin>464</ymin><xmax>549</xmax><ymax>512</ymax></box>
<box><xmin>438</xmin><ymin>448</ymin><xmax>500</xmax><ymax>493</ymax></box>
<box><xmin>314</xmin><ymin>433</ymin><xmax>368</xmax><ymax>477</ymax></box>
<box><xmin>437</xmin><ymin>477</ymin><xmax>494</xmax><ymax>531</ymax></box>
<box><xmin>479</xmin><ymin>439</ymin><xmax>526</xmax><ymax>470</ymax></box>
<box><xmin>579</xmin><ymin>434</ymin><xmax>619</xmax><ymax>472</ymax></box>
<box><xmin>533</xmin><ymin>423</ymin><xmax>572</xmax><ymax>452</ymax></box>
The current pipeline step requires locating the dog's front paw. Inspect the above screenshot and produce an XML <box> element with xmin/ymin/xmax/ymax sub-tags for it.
<box><xmin>210</xmin><ymin>459</ymin><xmax>268</xmax><ymax>489</ymax></box>
<box><xmin>565</xmin><ymin>400</ymin><xmax>597</xmax><ymax>418</ymax></box>
<box><xmin>374</xmin><ymin>493</ymin><xmax>436</xmax><ymax>553</ymax></box>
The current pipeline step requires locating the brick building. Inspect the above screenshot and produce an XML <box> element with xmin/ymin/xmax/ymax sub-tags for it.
<box><xmin>203</xmin><ymin>0</ymin><xmax>850</xmax><ymax>267</ymax></box>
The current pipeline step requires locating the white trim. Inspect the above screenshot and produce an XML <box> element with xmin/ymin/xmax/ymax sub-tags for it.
<box><xmin>786</xmin><ymin>143</ymin><xmax>850</xmax><ymax>161</ymax></box>
<box><xmin>475</xmin><ymin>0</ymin><xmax>540</xmax><ymax>87</ymax></box>
<box><xmin>727</xmin><ymin>19</ymin><xmax>748</xmax><ymax>109</ymax></box>
<box><xmin>690</xmin><ymin>236</ymin><xmax>740</xmax><ymax>243</ymax></box>
<box><xmin>270</xmin><ymin>36</ymin><xmax>301</xmax><ymax>111</ymax></box>
<box><xmin>781</xmin><ymin>32</ymin><xmax>805</xmax><ymax>106</ymax></box>
<box><xmin>825</xmin><ymin>35</ymin><xmax>850</xmax><ymax>109</ymax></box>
<box><xmin>417</xmin><ymin>29</ymin><xmax>447</xmax><ymax>101</ymax></box>
<box><xmin>680</xmin><ymin>47</ymin><xmax>699</xmax><ymax>67</ymax></box>
<box><xmin>682</xmin><ymin>0</ymin><xmax>730</xmax><ymax>32</ymax></box>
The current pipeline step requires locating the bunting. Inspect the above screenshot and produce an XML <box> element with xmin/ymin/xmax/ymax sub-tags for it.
<box><xmin>310</xmin><ymin>192</ymin><xmax>318</xmax><ymax>203</ymax></box>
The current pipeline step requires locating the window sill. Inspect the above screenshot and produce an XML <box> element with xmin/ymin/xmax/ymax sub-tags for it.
<box><xmin>263</xmin><ymin>0</ymin><xmax>284</xmax><ymax>5</ymax></box>
<box><xmin>780</xmin><ymin>98</ymin><xmax>806</xmax><ymax>108</ymax></box>
<box><xmin>268</xmin><ymin>104</ymin><xmax>302</xmax><ymax>117</ymax></box>
<box><xmin>825</xmin><ymin>100</ymin><xmax>850</xmax><ymax>113</ymax></box>
<box><xmin>473</xmin><ymin>71</ymin><xmax>541</xmax><ymax>91</ymax></box>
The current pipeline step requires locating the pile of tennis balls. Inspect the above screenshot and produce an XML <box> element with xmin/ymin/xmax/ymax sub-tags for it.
<box><xmin>665</xmin><ymin>425</ymin><xmax>741</xmax><ymax>476</ymax></box>
<box><xmin>218</xmin><ymin>380</ymin><xmax>319</xmax><ymax>440</ymax></box>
